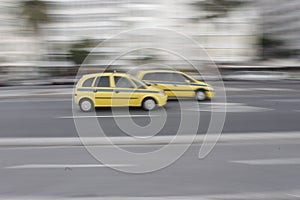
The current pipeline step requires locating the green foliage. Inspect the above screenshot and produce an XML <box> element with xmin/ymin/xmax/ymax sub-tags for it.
<box><xmin>68</xmin><ymin>39</ymin><xmax>96</xmax><ymax>66</ymax></box>
<box><xmin>259</xmin><ymin>35</ymin><xmax>284</xmax><ymax>49</ymax></box>
<box><xmin>192</xmin><ymin>0</ymin><xmax>247</xmax><ymax>19</ymax></box>
<box><xmin>258</xmin><ymin>35</ymin><xmax>297</xmax><ymax>59</ymax></box>
<box><xmin>21</xmin><ymin>0</ymin><xmax>50</xmax><ymax>34</ymax></box>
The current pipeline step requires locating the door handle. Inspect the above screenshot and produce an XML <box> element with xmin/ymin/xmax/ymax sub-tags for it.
<box><xmin>93</xmin><ymin>89</ymin><xmax>97</xmax><ymax>93</ymax></box>
<box><xmin>114</xmin><ymin>90</ymin><xmax>120</xmax><ymax>94</ymax></box>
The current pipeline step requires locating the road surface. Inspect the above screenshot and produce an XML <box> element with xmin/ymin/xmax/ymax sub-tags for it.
<box><xmin>0</xmin><ymin>81</ymin><xmax>299</xmax><ymax>137</ymax></box>
<box><xmin>0</xmin><ymin>81</ymin><xmax>300</xmax><ymax>199</ymax></box>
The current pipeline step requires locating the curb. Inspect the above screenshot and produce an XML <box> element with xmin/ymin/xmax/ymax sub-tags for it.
<box><xmin>0</xmin><ymin>197</ymin><xmax>208</xmax><ymax>200</ymax></box>
<box><xmin>0</xmin><ymin>85</ymin><xmax>299</xmax><ymax>100</ymax></box>
<box><xmin>0</xmin><ymin>132</ymin><xmax>300</xmax><ymax>147</ymax></box>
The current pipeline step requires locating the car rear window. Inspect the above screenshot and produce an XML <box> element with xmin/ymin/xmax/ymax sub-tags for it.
<box><xmin>82</xmin><ymin>77</ymin><xmax>95</xmax><ymax>87</ymax></box>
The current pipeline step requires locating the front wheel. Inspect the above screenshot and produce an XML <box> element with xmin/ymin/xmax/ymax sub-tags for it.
<box><xmin>142</xmin><ymin>98</ymin><xmax>156</xmax><ymax>111</ymax></box>
<box><xmin>195</xmin><ymin>90</ymin><xmax>207</xmax><ymax>101</ymax></box>
<box><xmin>79</xmin><ymin>98</ymin><xmax>94</xmax><ymax>112</ymax></box>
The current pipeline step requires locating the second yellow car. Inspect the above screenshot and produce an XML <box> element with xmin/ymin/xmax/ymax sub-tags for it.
<box><xmin>136</xmin><ymin>70</ymin><xmax>214</xmax><ymax>101</ymax></box>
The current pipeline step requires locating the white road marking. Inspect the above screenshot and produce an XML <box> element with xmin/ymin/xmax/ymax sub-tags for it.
<box><xmin>231</xmin><ymin>158</ymin><xmax>300</xmax><ymax>165</ymax></box>
<box><xmin>225</xmin><ymin>87</ymin><xmax>295</xmax><ymax>92</ymax></box>
<box><xmin>201</xmin><ymin>191</ymin><xmax>300</xmax><ymax>200</ymax></box>
<box><xmin>230</xmin><ymin>94</ymin><xmax>300</xmax><ymax>98</ymax></box>
<box><xmin>287</xmin><ymin>193</ymin><xmax>300</xmax><ymax>198</ymax></box>
<box><xmin>267</xmin><ymin>99</ymin><xmax>300</xmax><ymax>103</ymax></box>
<box><xmin>0</xmin><ymin>132</ymin><xmax>300</xmax><ymax>148</ymax></box>
<box><xmin>198</xmin><ymin>102</ymin><xmax>240</xmax><ymax>106</ymax></box>
<box><xmin>0</xmin><ymin>99</ymin><xmax>71</xmax><ymax>103</ymax></box>
<box><xmin>224</xmin><ymin>87</ymin><xmax>246</xmax><ymax>92</ymax></box>
<box><xmin>58</xmin><ymin>115</ymin><xmax>160</xmax><ymax>119</ymax></box>
<box><xmin>5</xmin><ymin>164</ymin><xmax>134</xmax><ymax>169</ymax></box>
<box><xmin>185</xmin><ymin>103</ymin><xmax>272</xmax><ymax>113</ymax></box>
<box><xmin>254</xmin><ymin>88</ymin><xmax>295</xmax><ymax>91</ymax></box>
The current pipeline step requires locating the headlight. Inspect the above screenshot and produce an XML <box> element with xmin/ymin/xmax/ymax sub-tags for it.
<box><xmin>207</xmin><ymin>86</ymin><xmax>214</xmax><ymax>91</ymax></box>
<box><xmin>206</xmin><ymin>84</ymin><xmax>214</xmax><ymax>91</ymax></box>
<box><xmin>159</xmin><ymin>91</ymin><xmax>166</xmax><ymax>97</ymax></box>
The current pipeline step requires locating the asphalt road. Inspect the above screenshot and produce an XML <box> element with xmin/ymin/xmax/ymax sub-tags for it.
<box><xmin>1</xmin><ymin>140</ymin><xmax>300</xmax><ymax>199</ymax></box>
<box><xmin>0</xmin><ymin>81</ymin><xmax>300</xmax><ymax>137</ymax></box>
<box><xmin>1</xmin><ymin>81</ymin><xmax>300</xmax><ymax>199</ymax></box>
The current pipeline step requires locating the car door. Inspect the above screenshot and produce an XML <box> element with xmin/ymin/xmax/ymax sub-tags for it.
<box><xmin>112</xmin><ymin>75</ymin><xmax>137</xmax><ymax>106</ymax></box>
<box><xmin>141</xmin><ymin>72</ymin><xmax>175</xmax><ymax>96</ymax></box>
<box><xmin>142</xmin><ymin>72</ymin><xmax>194</xmax><ymax>97</ymax></box>
<box><xmin>170</xmin><ymin>73</ymin><xmax>195</xmax><ymax>97</ymax></box>
<box><xmin>93</xmin><ymin>76</ymin><xmax>113</xmax><ymax>106</ymax></box>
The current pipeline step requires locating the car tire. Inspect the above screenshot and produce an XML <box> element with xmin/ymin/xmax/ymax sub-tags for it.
<box><xmin>195</xmin><ymin>90</ymin><xmax>207</xmax><ymax>101</ymax></box>
<box><xmin>142</xmin><ymin>98</ymin><xmax>156</xmax><ymax>111</ymax></box>
<box><xmin>79</xmin><ymin>98</ymin><xmax>94</xmax><ymax>112</ymax></box>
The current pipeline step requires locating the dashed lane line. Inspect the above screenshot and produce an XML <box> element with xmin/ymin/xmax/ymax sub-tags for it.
<box><xmin>230</xmin><ymin>158</ymin><xmax>300</xmax><ymax>165</ymax></box>
<box><xmin>5</xmin><ymin>164</ymin><xmax>134</xmax><ymax>169</ymax></box>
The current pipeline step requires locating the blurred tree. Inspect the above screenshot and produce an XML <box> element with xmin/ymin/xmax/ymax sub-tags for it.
<box><xmin>19</xmin><ymin>0</ymin><xmax>52</xmax><ymax>78</ymax></box>
<box><xmin>68</xmin><ymin>39</ymin><xmax>96</xmax><ymax>66</ymax></box>
<box><xmin>258</xmin><ymin>35</ymin><xmax>297</xmax><ymax>60</ymax></box>
<box><xmin>21</xmin><ymin>0</ymin><xmax>50</xmax><ymax>35</ymax></box>
<box><xmin>192</xmin><ymin>0</ymin><xmax>247</xmax><ymax>20</ymax></box>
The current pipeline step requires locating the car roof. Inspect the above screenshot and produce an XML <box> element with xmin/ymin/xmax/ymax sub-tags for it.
<box><xmin>82</xmin><ymin>72</ymin><xmax>131</xmax><ymax>78</ymax></box>
<box><xmin>138</xmin><ymin>70</ymin><xmax>181</xmax><ymax>74</ymax></box>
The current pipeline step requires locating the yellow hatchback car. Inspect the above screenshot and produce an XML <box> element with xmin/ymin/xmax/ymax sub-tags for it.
<box><xmin>74</xmin><ymin>73</ymin><xmax>167</xmax><ymax>112</ymax></box>
<box><xmin>136</xmin><ymin>70</ymin><xmax>214</xmax><ymax>101</ymax></box>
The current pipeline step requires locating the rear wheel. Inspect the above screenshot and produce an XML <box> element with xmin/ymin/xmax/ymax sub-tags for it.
<box><xmin>195</xmin><ymin>90</ymin><xmax>207</xmax><ymax>101</ymax></box>
<box><xmin>79</xmin><ymin>98</ymin><xmax>94</xmax><ymax>112</ymax></box>
<box><xmin>142</xmin><ymin>98</ymin><xmax>156</xmax><ymax>111</ymax></box>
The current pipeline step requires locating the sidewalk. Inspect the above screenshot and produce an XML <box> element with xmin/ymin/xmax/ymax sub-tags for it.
<box><xmin>0</xmin><ymin>88</ymin><xmax>73</xmax><ymax>99</ymax></box>
<box><xmin>0</xmin><ymin>132</ymin><xmax>300</xmax><ymax>147</ymax></box>
<box><xmin>0</xmin><ymin>85</ymin><xmax>298</xmax><ymax>99</ymax></box>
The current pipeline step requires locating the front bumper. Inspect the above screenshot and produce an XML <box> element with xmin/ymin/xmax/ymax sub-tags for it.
<box><xmin>205</xmin><ymin>91</ymin><xmax>215</xmax><ymax>99</ymax></box>
<box><xmin>157</xmin><ymin>95</ymin><xmax>168</xmax><ymax>106</ymax></box>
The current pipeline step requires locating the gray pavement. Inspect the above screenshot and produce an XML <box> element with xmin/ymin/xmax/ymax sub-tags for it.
<box><xmin>0</xmin><ymin>140</ymin><xmax>300</xmax><ymax>199</ymax></box>
<box><xmin>0</xmin><ymin>81</ymin><xmax>300</xmax><ymax>199</ymax></box>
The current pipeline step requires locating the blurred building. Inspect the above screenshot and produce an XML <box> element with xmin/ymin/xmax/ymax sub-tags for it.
<box><xmin>260</xmin><ymin>0</ymin><xmax>300</xmax><ymax>58</ymax></box>
<box><xmin>0</xmin><ymin>0</ymin><xmax>39</xmax><ymax>78</ymax></box>
<box><xmin>0</xmin><ymin>0</ymin><xmax>260</xmax><ymax>79</ymax></box>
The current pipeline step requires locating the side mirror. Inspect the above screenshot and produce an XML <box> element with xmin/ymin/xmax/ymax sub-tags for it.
<box><xmin>185</xmin><ymin>80</ymin><xmax>191</xmax><ymax>84</ymax></box>
<box><xmin>143</xmin><ymin>81</ymin><xmax>152</xmax><ymax>86</ymax></box>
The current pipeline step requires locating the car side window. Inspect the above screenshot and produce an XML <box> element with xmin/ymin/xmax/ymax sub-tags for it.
<box><xmin>143</xmin><ymin>72</ymin><xmax>173</xmax><ymax>81</ymax></box>
<box><xmin>114</xmin><ymin>76</ymin><xmax>135</xmax><ymax>88</ymax></box>
<box><xmin>142</xmin><ymin>73</ymin><xmax>157</xmax><ymax>80</ymax></box>
<box><xmin>94</xmin><ymin>76</ymin><xmax>110</xmax><ymax>87</ymax></box>
<box><xmin>132</xmin><ymin>79</ymin><xmax>146</xmax><ymax>89</ymax></box>
<box><xmin>182</xmin><ymin>74</ymin><xmax>195</xmax><ymax>83</ymax></box>
<box><xmin>82</xmin><ymin>77</ymin><xmax>95</xmax><ymax>87</ymax></box>
<box><xmin>172</xmin><ymin>73</ymin><xmax>187</xmax><ymax>83</ymax></box>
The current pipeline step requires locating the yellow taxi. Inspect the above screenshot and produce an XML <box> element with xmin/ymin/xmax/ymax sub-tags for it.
<box><xmin>74</xmin><ymin>72</ymin><xmax>167</xmax><ymax>112</ymax></box>
<box><xmin>136</xmin><ymin>70</ymin><xmax>214</xmax><ymax>101</ymax></box>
